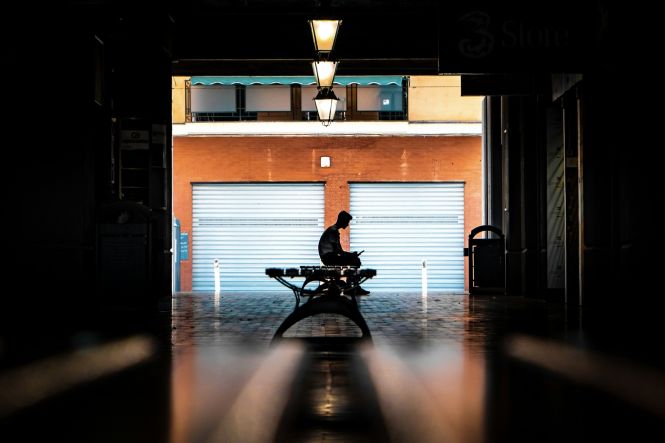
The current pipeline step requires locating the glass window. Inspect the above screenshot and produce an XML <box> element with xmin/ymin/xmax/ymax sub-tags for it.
<box><xmin>245</xmin><ymin>85</ymin><xmax>291</xmax><ymax>111</ymax></box>
<box><xmin>357</xmin><ymin>85</ymin><xmax>403</xmax><ymax>111</ymax></box>
<box><xmin>191</xmin><ymin>85</ymin><xmax>236</xmax><ymax>113</ymax></box>
<box><xmin>301</xmin><ymin>86</ymin><xmax>347</xmax><ymax>111</ymax></box>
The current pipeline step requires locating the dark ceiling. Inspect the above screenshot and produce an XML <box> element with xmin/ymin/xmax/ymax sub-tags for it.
<box><xmin>2</xmin><ymin>0</ymin><xmax>650</xmax><ymax>98</ymax></box>
<box><xmin>166</xmin><ymin>0</ymin><xmax>610</xmax><ymax>76</ymax></box>
<box><xmin>2</xmin><ymin>0</ymin><xmax>625</xmax><ymax>78</ymax></box>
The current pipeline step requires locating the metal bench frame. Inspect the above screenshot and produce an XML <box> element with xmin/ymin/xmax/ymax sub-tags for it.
<box><xmin>266</xmin><ymin>266</ymin><xmax>376</xmax><ymax>340</ymax></box>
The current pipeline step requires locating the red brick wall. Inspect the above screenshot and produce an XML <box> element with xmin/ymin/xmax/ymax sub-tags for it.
<box><xmin>174</xmin><ymin>135</ymin><xmax>482</xmax><ymax>291</ymax></box>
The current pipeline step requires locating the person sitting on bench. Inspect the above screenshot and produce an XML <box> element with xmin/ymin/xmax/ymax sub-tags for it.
<box><xmin>318</xmin><ymin>210</ymin><xmax>370</xmax><ymax>295</ymax></box>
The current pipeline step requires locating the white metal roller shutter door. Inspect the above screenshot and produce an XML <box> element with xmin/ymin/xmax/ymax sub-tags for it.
<box><xmin>350</xmin><ymin>183</ymin><xmax>465</xmax><ymax>291</ymax></box>
<box><xmin>192</xmin><ymin>183</ymin><xmax>324</xmax><ymax>291</ymax></box>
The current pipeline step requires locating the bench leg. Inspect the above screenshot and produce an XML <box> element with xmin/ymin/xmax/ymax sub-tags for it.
<box><xmin>272</xmin><ymin>296</ymin><xmax>372</xmax><ymax>340</ymax></box>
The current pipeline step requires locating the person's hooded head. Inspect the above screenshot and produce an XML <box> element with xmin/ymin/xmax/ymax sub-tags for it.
<box><xmin>336</xmin><ymin>210</ymin><xmax>353</xmax><ymax>229</ymax></box>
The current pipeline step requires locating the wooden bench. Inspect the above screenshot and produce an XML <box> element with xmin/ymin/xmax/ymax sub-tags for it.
<box><xmin>265</xmin><ymin>266</ymin><xmax>377</xmax><ymax>340</ymax></box>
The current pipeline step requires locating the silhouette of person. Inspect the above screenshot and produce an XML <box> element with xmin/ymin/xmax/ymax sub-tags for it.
<box><xmin>318</xmin><ymin>210</ymin><xmax>370</xmax><ymax>295</ymax></box>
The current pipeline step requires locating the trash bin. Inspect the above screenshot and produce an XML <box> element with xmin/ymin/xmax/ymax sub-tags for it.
<box><xmin>468</xmin><ymin>225</ymin><xmax>505</xmax><ymax>294</ymax></box>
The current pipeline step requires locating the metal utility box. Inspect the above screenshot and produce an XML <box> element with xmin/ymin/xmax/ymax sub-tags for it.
<box><xmin>98</xmin><ymin>202</ymin><xmax>151</xmax><ymax>297</ymax></box>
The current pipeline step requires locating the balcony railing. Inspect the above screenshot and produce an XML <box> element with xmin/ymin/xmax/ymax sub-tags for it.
<box><xmin>192</xmin><ymin>110</ymin><xmax>406</xmax><ymax>122</ymax></box>
<box><xmin>192</xmin><ymin>112</ymin><xmax>257</xmax><ymax>122</ymax></box>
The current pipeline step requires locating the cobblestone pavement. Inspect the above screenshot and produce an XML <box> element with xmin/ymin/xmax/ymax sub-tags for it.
<box><xmin>171</xmin><ymin>290</ymin><xmax>568</xmax><ymax>355</ymax></box>
<box><xmin>3</xmin><ymin>290</ymin><xmax>661</xmax><ymax>443</ymax></box>
<box><xmin>6</xmin><ymin>290</ymin><xmax>658</xmax><ymax>443</ymax></box>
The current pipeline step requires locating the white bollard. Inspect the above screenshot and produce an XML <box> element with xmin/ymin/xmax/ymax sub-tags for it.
<box><xmin>421</xmin><ymin>260</ymin><xmax>428</xmax><ymax>333</ymax></box>
<box><xmin>213</xmin><ymin>259</ymin><xmax>221</xmax><ymax>295</ymax></box>
<box><xmin>421</xmin><ymin>259</ymin><xmax>428</xmax><ymax>299</ymax></box>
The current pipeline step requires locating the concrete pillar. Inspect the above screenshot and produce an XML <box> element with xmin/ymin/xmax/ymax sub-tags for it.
<box><xmin>578</xmin><ymin>75</ymin><xmax>616</xmax><ymax>307</ymax></box>
<box><xmin>501</xmin><ymin>96</ymin><xmax>526</xmax><ymax>295</ymax></box>
<box><xmin>483</xmin><ymin>96</ymin><xmax>503</xmax><ymax>230</ymax></box>
<box><xmin>104</xmin><ymin>12</ymin><xmax>174</xmax><ymax>302</ymax></box>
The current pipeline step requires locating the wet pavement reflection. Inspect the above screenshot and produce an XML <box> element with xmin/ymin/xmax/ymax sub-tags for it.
<box><xmin>2</xmin><ymin>291</ymin><xmax>664</xmax><ymax>442</ymax></box>
<box><xmin>166</xmin><ymin>291</ymin><xmax>664</xmax><ymax>442</ymax></box>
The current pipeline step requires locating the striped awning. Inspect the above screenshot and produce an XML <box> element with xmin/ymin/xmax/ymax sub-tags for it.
<box><xmin>191</xmin><ymin>76</ymin><xmax>404</xmax><ymax>86</ymax></box>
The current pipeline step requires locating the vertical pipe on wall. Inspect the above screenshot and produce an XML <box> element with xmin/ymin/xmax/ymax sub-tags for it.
<box><xmin>576</xmin><ymin>91</ymin><xmax>584</xmax><ymax>307</ymax></box>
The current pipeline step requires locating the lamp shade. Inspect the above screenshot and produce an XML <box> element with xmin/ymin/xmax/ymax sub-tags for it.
<box><xmin>308</xmin><ymin>19</ymin><xmax>342</xmax><ymax>53</ymax></box>
<box><xmin>313</xmin><ymin>88</ymin><xmax>339</xmax><ymax>127</ymax></box>
<box><xmin>311</xmin><ymin>60</ymin><xmax>339</xmax><ymax>88</ymax></box>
